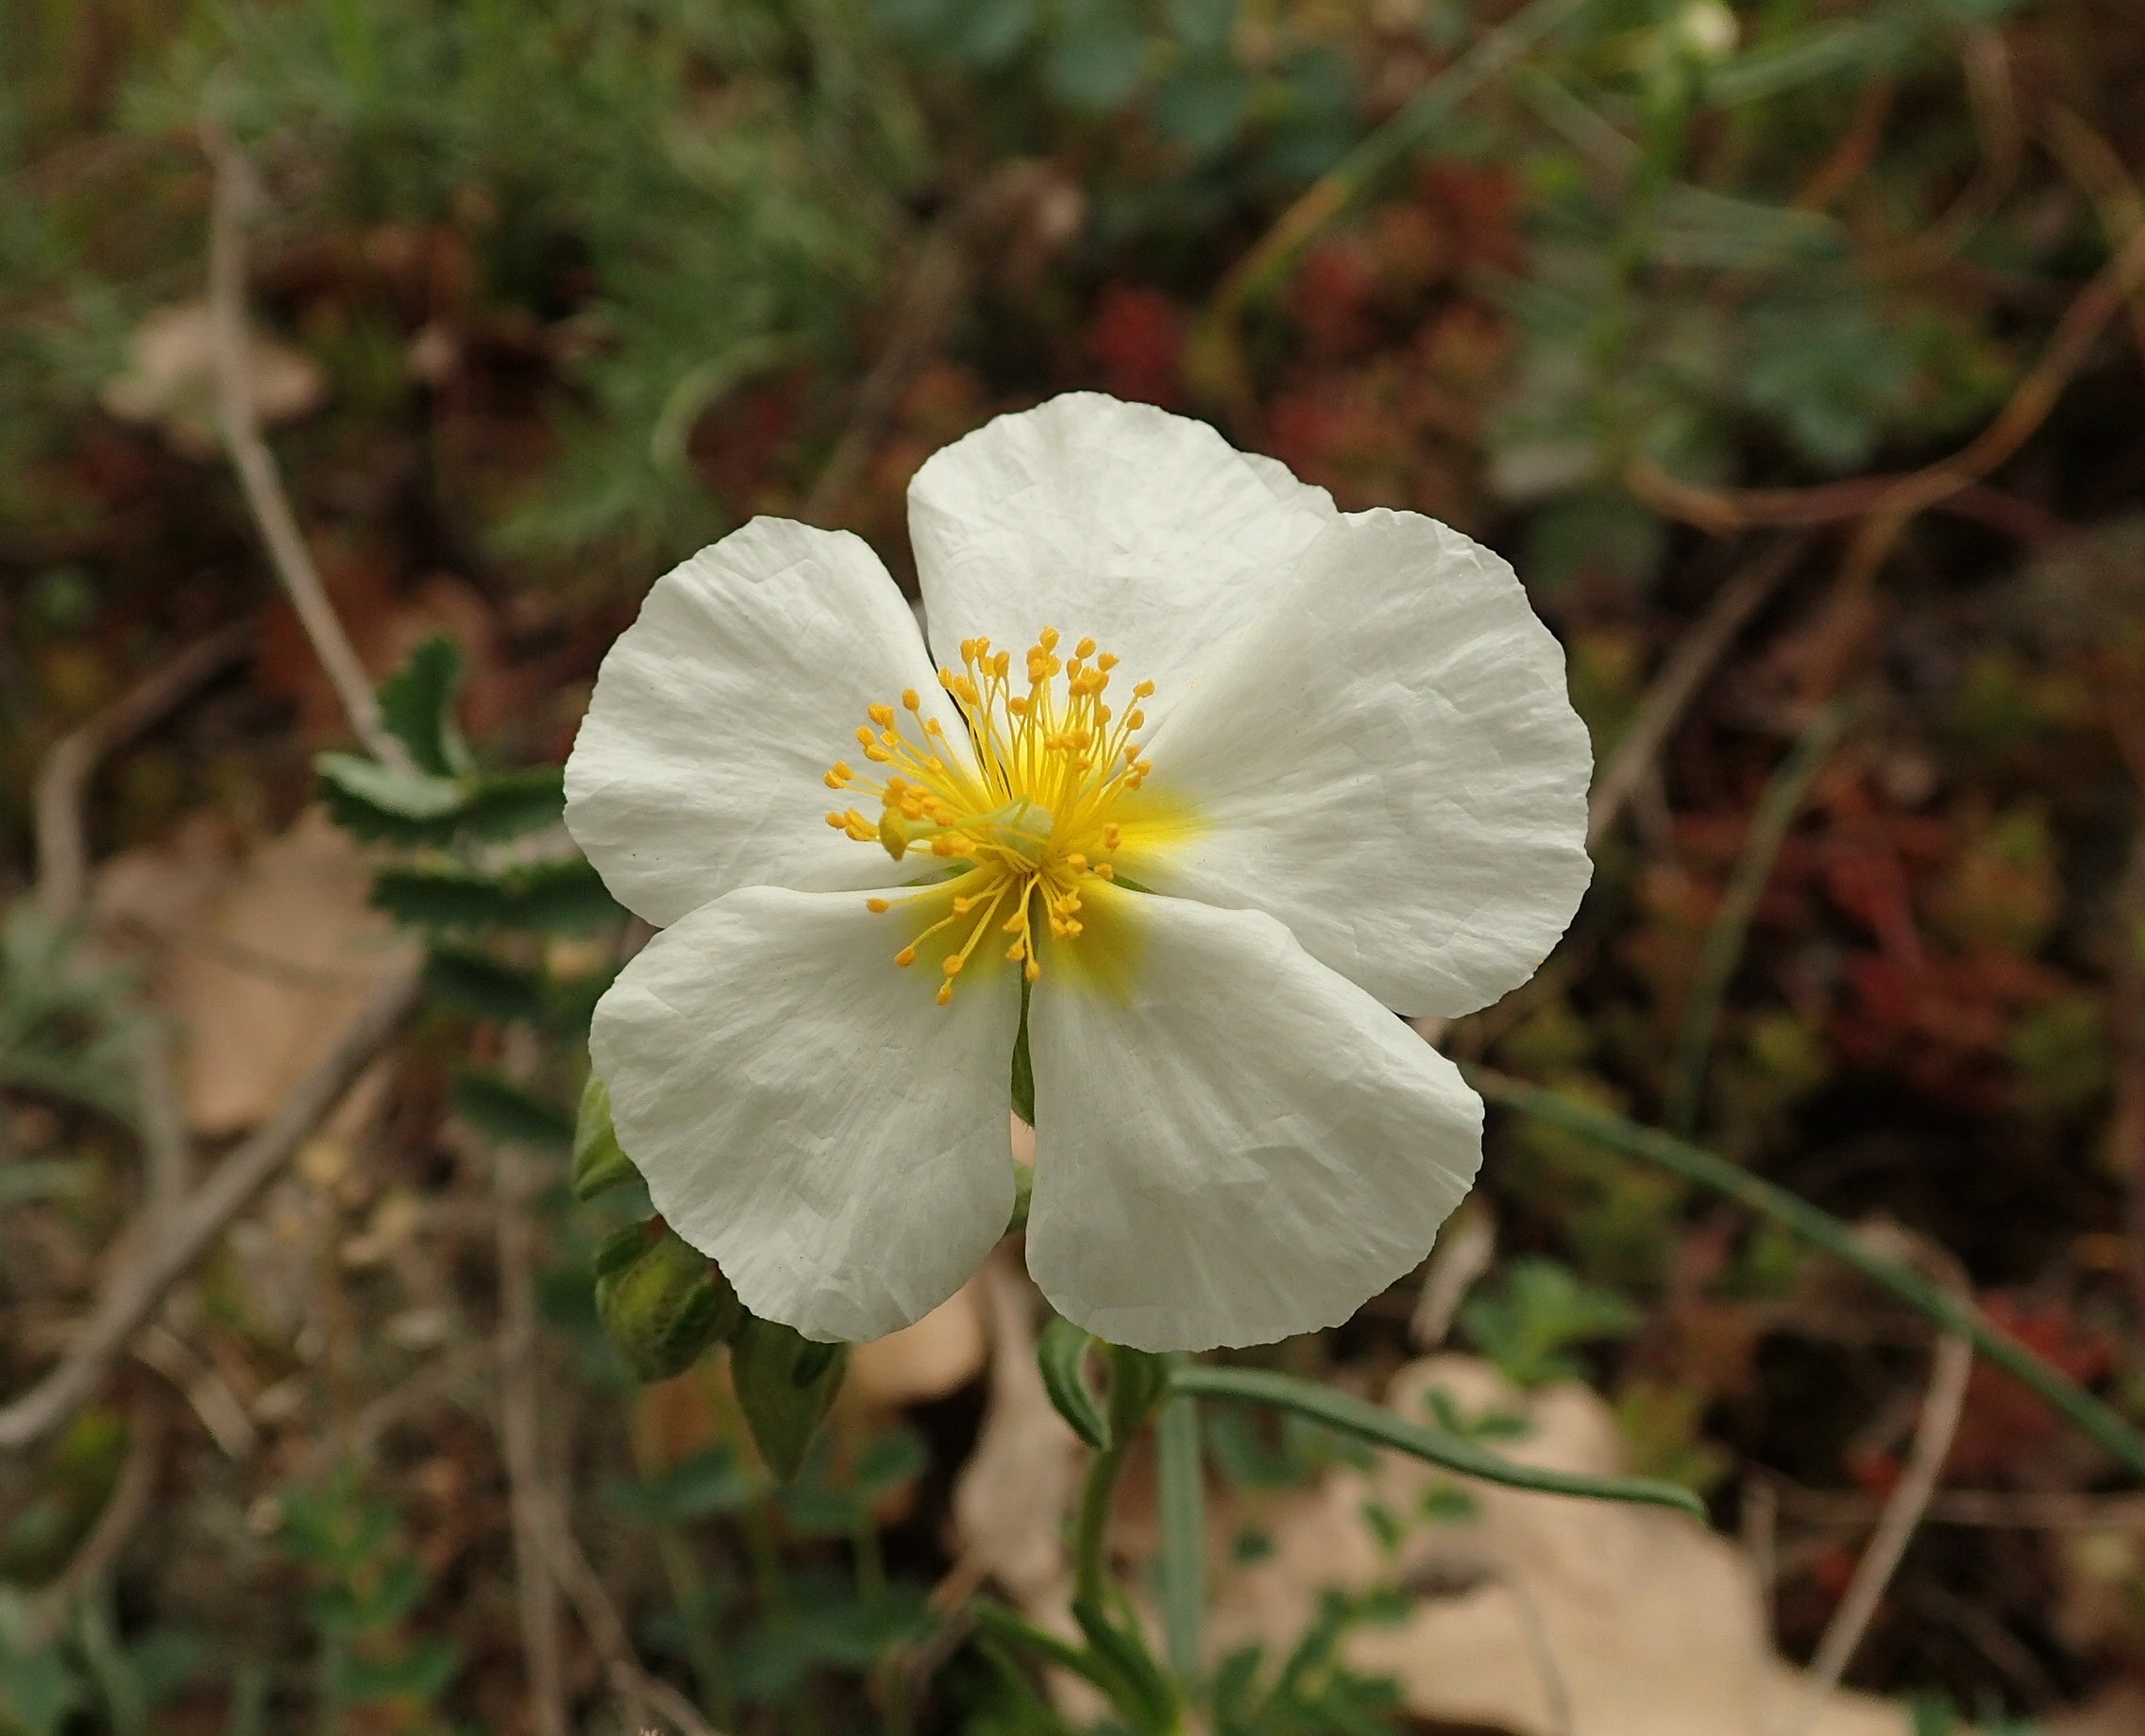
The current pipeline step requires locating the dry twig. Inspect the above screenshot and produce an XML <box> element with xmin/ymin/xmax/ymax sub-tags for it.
<box><xmin>1628</xmin><ymin>221</ymin><xmax>2145</xmax><ymax>539</ymax></box>
<box><xmin>34</xmin><ymin>621</ymin><xmax>251</xmax><ymax>925</ymax></box>
<box><xmin>26</xmin><ymin>1400</ymin><xmax>162</xmax><ymax>1644</ymax></box>
<box><xmin>802</xmin><ymin>162</ymin><xmax>1057</xmax><ymax>527</ymax></box>
<box><xmin>491</xmin><ymin>1125</ymin><xmax>569</xmax><ymax>1736</ymax></box>
<box><xmin>201</xmin><ymin>123</ymin><xmax>405</xmax><ymax>770</ymax></box>
<box><xmin>1586</xmin><ymin>538</ymin><xmax>1804</xmax><ymax>849</ymax></box>
<box><xmin>0</xmin><ymin>969</ymin><xmax>422</xmax><ymax>1455</ymax></box>
<box><xmin>537</xmin><ymin>1498</ymin><xmax>722</xmax><ymax>1736</ymax></box>
<box><xmin>1778</xmin><ymin>1239</ymin><xmax>1974</xmax><ymax>1736</ymax></box>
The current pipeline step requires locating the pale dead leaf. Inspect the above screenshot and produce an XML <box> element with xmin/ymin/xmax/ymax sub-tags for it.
<box><xmin>951</xmin><ymin>1245</ymin><xmax>1079</xmax><ymax>1605</ymax></box>
<box><xmin>100</xmin><ymin>301</ymin><xmax>325</xmax><ymax>458</ymax></box>
<box><xmin>123</xmin><ymin>807</ymin><xmax>417</xmax><ymax>1136</ymax></box>
<box><xmin>1206</xmin><ymin>1355</ymin><xmax>1914</xmax><ymax>1736</ymax></box>
<box><xmin>850</xmin><ymin>1278</ymin><xmax>988</xmax><ymax>1409</ymax></box>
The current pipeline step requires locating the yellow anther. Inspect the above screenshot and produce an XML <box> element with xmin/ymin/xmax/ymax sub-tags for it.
<box><xmin>895</xmin><ymin>945</ymin><xmax>918</xmax><ymax>967</ymax></box>
<box><xmin>1133</xmin><ymin>680</ymin><xmax>1155</xmax><ymax>699</ymax></box>
<box><xmin>836</xmin><ymin>630</ymin><xmax>1161</xmax><ymax>996</ymax></box>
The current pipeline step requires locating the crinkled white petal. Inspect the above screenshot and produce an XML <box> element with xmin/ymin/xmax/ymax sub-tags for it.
<box><xmin>907</xmin><ymin>394</ymin><xmax>1333</xmax><ymax>720</ymax></box>
<box><xmin>565</xmin><ymin>518</ymin><xmax>966</xmax><ymax>926</ymax></box>
<box><xmin>591</xmin><ymin>885</ymin><xmax>1020</xmax><ymax>1343</ymax></box>
<box><xmin>1024</xmin><ymin>886</ymin><xmax>1482</xmax><ymax>1352</ymax></box>
<box><xmin>1127</xmin><ymin>508</ymin><xmax>1593</xmax><ymax>1019</ymax></box>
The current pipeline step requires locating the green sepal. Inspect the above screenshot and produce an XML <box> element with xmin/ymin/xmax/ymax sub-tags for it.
<box><xmin>595</xmin><ymin>1222</ymin><xmax>741</xmax><ymax>1383</ymax></box>
<box><xmin>1105</xmin><ymin>1342</ymin><xmax>1172</xmax><ymax>1442</ymax></box>
<box><xmin>571</xmin><ymin>1072</ymin><xmax>641</xmax><ymax>1201</ymax></box>
<box><xmin>1038</xmin><ymin>1317</ymin><xmax>1110</xmax><ymax>1450</ymax></box>
<box><xmin>376</xmin><ymin>634</ymin><xmax>473</xmax><ymax>778</ymax></box>
<box><xmin>731</xmin><ymin>1314</ymin><xmax>848</xmax><ymax>1481</ymax></box>
<box><xmin>1005</xmin><ymin>1160</ymin><xmax>1033</xmax><ymax>1236</ymax></box>
<box><xmin>1011</xmin><ymin>978</ymin><xmax>1036</xmax><ymax>1123</ymax></box>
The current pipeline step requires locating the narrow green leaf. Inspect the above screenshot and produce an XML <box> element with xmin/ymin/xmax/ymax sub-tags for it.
<box><xmin>1468</xmin><ymin>1070</ymin><xmax>2145</xmax><ymax>1484</ymax></box>
<box><xmin>571</xmin><ymin>1073</ymin><xmax>640</xmax><ymax>1200</ymax></box>
<box><xmin>1039</xmin><ymin>1317</ymin><xmax>1110</xmax><ymax>1450</ymax></box>
<box><xmin>731</xmin><ymin>1315</ymin><xmax>847</xmax><ymax>1481</ymax></box>
<box><xmin>1071</xmin><ymin>1597</ymin><xmax>1178</xmax><ymax>1731</ymax></box>
<box><xmin>375</xmin><ymin>634</ymin><xmax>471</xmax><ymax>778</ymax></box>
<box><xmin>1170</xmin><ymin>1365</ymin><xmax>1705</xmax><ymax>1517</ymax></box>
<box><xmin>449</xmin><ymin>1069</ymin><xmax>573</xmax><ymax>1153</ymax></box>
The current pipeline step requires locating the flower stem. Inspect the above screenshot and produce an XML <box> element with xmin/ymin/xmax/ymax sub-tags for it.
<box><xmin>1072</xmin><ymin>1436</ymin><xmax>1129</xmax><ymax>1611</ymax></box>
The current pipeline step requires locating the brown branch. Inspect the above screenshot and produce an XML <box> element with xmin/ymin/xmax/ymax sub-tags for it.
<box><xmin>0</xmin><ymin>969</ymin><xmax>422</xmax><ymax>1455</ymax></box>
<box><xmin>1780</xmin><ymin>1239</ymin><xmax>1973</xmax><ymax>1736</ymax></box>
<box><xmin>201</xmin><ymin>123</ymin><xmax>405</xmax><ymax>770</ymax></box>
<box><xmin>1587</xmin><ymin>538</ymin><xmax>1804</xmax><ymax>848</ymax></box>
<box><xmin>1629</xmin><ymin>219</ymin><xmax>2145</xmax><ymax>538</ymax></box>
<box><xmin>34</xmin><ymin>621</ymin><xmax>251</xmax><ymax>925</ymax></box>
<box><xmin>26</xmin><ymin>1400</ymin><xmax>162</xmax><ymax>1645</ymax></box>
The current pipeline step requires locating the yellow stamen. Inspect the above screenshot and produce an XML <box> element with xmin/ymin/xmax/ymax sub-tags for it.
<box><xmin>824</xmin><ymin>628</ymin><xmax>1159</xmax><ymax>1003</ymax></box>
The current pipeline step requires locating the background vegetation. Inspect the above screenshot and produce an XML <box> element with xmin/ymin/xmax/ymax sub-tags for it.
<box><xmin>6</xmin><ymin>0</ymin><xmax>2145</xmax><ymax>1731</ymax></box>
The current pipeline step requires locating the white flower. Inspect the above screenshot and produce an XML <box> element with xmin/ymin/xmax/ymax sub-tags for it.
<box><xmin>566</xmin><ymin>393</ymin><xmax>1592</xmax><ymax>1353</ymax></box>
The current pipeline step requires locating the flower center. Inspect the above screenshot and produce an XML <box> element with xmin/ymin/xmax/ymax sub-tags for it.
<box><xmin>823</xmin><ymin>628</ymin><xmax>1155</xmax><ymax>1004</ymax></box>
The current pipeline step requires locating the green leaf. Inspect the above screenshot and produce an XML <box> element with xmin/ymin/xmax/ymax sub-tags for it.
<box><xmin>1038</xmin><ymin>1316</ymin><xmax>1110</xmax><ymax>1450</ymax></box>
<box><xmin>605</xmin><ymin>1443</ymin><xmax>759</xmax><ymax>1524</ymax></box>
<box><xmin>1044</xmin><ymin>0</ymin><xmax>1147</xmax><ymax>111</ymax></box>
<box><xmin>460</xmin><ymin>767</ymin><xmax>568</xmax><ymax>841</ymax></box>
<box><xmin>1072</xmin><ymin>1597</ymin><xmax>1178</xmax><ymax>1730</ymax></box>
<box><xmin>731</xmin><ymin>1315</ymin><xmax>848</xmax><ymax>1481</ymax></box>
<box><xmin>314</xmin><ymin>752</ymin><xmax>464</xmax><ymax>818</ymax></box>
<box><xmin>595</xmin><ymin>1222</ymin><xmax>742</xmax><ymax>1383</ymax></box>
<box><xmin>375</xmin><ymin>634</ymin><xmax>472</xmax><ymax>778</ymax></box>
<box><xmin>1156</xmin><ymin>1392</ymin><xmax>1204</xmax><ymax>1683</ymax></box>
<box><xmin>372</xmin><ymin>858</ymin><xmax>618</xmax><ymax>935</ymax></box>
<box><xmin>423</xmin><ymin>946</ymin><xmax>549</xmax><ymax>1026</ymax></box>
<box><xmin>449</xmin><ymin>1069</ymin><xmax>574</xmax><ymax>1152</ymax></box>
<box><xmin>572</xmin><ymin>1072</ymin><xmax>641</xmax><ymax>1200</ymax></box>
<box><xmin>1458</xmin><ymin>1257</ymin><xmax>1640</xmax><ymax>1390</ymax></box>
<box><xmin>1170</xmin><ymin>1364</ymin><xmax>1705</xmax><ymax>1517</ymax></box>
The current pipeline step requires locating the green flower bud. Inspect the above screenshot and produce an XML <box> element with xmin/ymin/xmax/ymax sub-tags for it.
<box><xmin>730</xmin><ymin>1314</ymin><xmax>848</xmax><ymax>1482</ymax></box>
<box><xmin>595</xmin><ymin>1220</ymin><xmax>740</xmax><ymax>1383</ymax></box>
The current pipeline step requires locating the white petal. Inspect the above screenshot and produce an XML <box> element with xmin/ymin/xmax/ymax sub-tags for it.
<box><xmin>907</xmin><ymin>394</ymin><xmax>1332</xmax><ymax>719</ymax></box>
<box><xmin>565</xmin><ymin>517</ymin><xmax>966</xmax><ymax>925</ymax></box>
<box><xmin>591</xmin><ymin>884</ymin><xmax>1021</xmax><ymax>1342</ymax></box>
<box><xmin>1127</xmin><ymin>508</ymin><xmax>1593</xmax><ymax>1019</ymax></box>
<box><xmin>1024</xmin><ymin>887</ymin><xmax>1481</xmax><ymax>1352</ymax></box>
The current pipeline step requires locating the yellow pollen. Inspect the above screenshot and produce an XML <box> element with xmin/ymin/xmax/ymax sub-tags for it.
<box><xmin>824</xmin><ymin>628</ymin><xmax>1159</xmax><ymax>1003</ymax></box>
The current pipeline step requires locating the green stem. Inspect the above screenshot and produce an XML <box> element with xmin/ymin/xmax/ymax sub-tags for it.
<box><xmin>1665</xmin><ymin>701</ymin><xmax>1851</xmax><ymax>1137</ymax></box>
<box><xmin>1169</xmin><ymin>1365</ymin><xmax>1703</xmax><ymax>1515</ymax></box>
<box><xmin>1072</xmin><ymin>1439</ymin><xmax>1130</xmax><ymax>1611</ymax></box>
<box><xmin>1468</xmin><ymin>1069</ymin><xmax>2145</xmax><ymax>1482</ymax></box>
<box><xmin>1155</xmin><ymin>1392</ymin><xmax>1205</xmax><ymax>1687</ymax></box>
